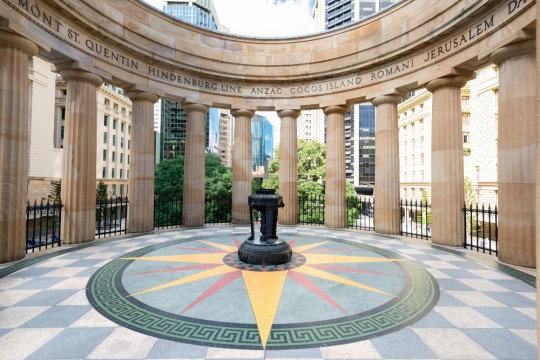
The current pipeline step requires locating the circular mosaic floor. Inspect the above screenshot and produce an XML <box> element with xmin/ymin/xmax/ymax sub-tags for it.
<box><xmin>87</xmin><ymin>234</ymin><xmax>439</xmax><ymax>349</ymax></box>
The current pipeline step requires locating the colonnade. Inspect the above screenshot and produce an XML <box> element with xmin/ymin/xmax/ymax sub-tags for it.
<box><xmin>0</xmin><ymin>30</ymin><xmax>537</xmax><ymax>271</ymax></box>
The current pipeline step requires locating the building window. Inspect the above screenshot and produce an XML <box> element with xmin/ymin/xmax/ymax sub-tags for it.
<box><xmin>128</xmin><ymin>140</ymin><xmax>130</xmax><ymax>149</ymax></box>
<box><xmin>128</xmin><ymin>155</ymin><xmax>130</xmax><ymax>164</ymax></box>
<box><xmin>113</xmin><ymin>119</ymin><xmax>117</xmax><ymax>129</ymax></box>
<box><xmin>111</xmin><ymin>168</ymin><xmax>115</xmax><ymax>179</ymax></box>
<box><xmin>120</xmin><ymin>169</ymin><xmax>123</xmax><ymax>179</ymax></box>
<box><xmin>462</xmin><ymin>113</ymin><xmax>470</xmax><ymax>126</ymax></box>
<box><xmin>112</xmin><ymin>135</ymin><xmax>116</xmax><ymax>146</ymax></box>
<box><xmin>103</xmin><ymin>149</ymin><xmax>107</xmax><ymax>161</ymax></box>
<box><xmin>112</xmin><ymin>184</ymin><xmax>116</xmax><ymax>195</ymax></box>
<box><xmin>104</xmin><ymin>115</ymin><xmax>108</xmax><ymax>126</ymax></box>
<box><xmin>102</xmin><ymin>167</ymin><xmax>106</xmax><ymax>178</ymax></box>
<box><xmin>121</xmin><ymin>122</ymin><xmax>125</xmax><ymax>132</ymax></box>
<box><xmin>104</xmin><ymin>132</ymin><xmax>107</xmax><ymax>144</ymax></box>
<box><xmin>462</xmin><ymin>95</ymin><xmax>470</xmax><ymax>105</ymax></box>
<box><xmin>112</xmin><ymin>151</ymin><xmax>116</xmax><ymax>162</ymax></box>
<box><xmin>120</xmin><ymin>184</ymin><xmax>124</xmax><ymax>195</ymax></box>
<box><xmin>127</xmin><ymin>170</ymin><xmax>129</xmax><ymax>179</ymax></box>
<box><xmin>128</xmin><ymin>126</ymin><xmax>131</xmax><ymax>134</ymax></box>
<box><xmin>475</xmin><ymin>166</ymin><xmax>480</xmax><ymax>180</ymax></box>
<box><xmin>463</xmin><ymin>132</ymin><xmax>470</xmax><ymax>144</ymax></box>
<box><xmin>120</xmin><ymin>153</ymin><xmax>123</xmax><ymax>163</ymax></box>
<box><xmin>120</xmin><ymin>137</ymin><xmax>124</xmax><ymax>148</ymax></box>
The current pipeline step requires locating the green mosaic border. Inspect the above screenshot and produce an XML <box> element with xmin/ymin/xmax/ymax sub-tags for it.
<box><xmin>87</xmin><ymin>235</ymin><xmax>439</xmax><ymax>349</ymax></box>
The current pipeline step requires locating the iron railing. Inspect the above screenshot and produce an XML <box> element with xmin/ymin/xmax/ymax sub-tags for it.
<box><xmin>298</xmin><ymin>195</ymin><xmax>325</xmax><ymax>226</ymax></box>
<box><xmin>347</xmin><ymin>197</ymin><xmax>374</xmax><ymax>231</ymax></box>
<box><xmin>400</xmin><ymin>199</ymin><xmax>431</xmax><ymax>240</ymax></box>
<box><xmin>463</xmin><ymin>203</ymin><xmax>498</xmax><ymax>255</ymax></box>
<box><xmin>26</xmin><ymin>199</ymin><xmax>63</xmax><ymax>253</ymax></box>
<box><xmin>95</xmin><ymin>197</ymin><xmax>129</xmax><ymax>238</ymax></box>
<box><xmin>205</xmin><ymin>196</ymin><xmax>233</xmax><ymax>225</ymax></box>
<box><xmin>154</xmin><ymin>196</ymin><xmax>183</xmax><ymax>229</ymax></box>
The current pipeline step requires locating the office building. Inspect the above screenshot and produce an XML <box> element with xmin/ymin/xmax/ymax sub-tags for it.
<box><xmin>251</xmin><ymin>115</ymin><xmax>273</xmax><ymax>173</ymax></box>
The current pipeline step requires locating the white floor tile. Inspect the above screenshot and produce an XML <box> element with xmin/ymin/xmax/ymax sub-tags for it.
<box><xmin>205</xmin><ymin>347</ymin><xmax>264</xmax><ymax>359</ymax></box>
<box><xmin>458</xmin><ymin>279</ymin><xmax>511</xmax><ymax>292</ymax></box>
<box><xmin>88</xmin><ymin>327</ymin><xmax>157</xmax><ymax>359</ymax></box>
<box><xmin>0</xmin><ymin>290</ymin><xmax>39</xmax><ymax>306</ymax></box>
<box><xmin>321</xmin><ymin>340</ymin><xmax>381</xmax><ymax>359</ymax></box>
<box><xmin>0</xmin><ymin>328</ymin><xmax>63</xmax><ymax>360</ymax></box>
<box><xmin>446</xmin><ymin>291</ymin><xmax>506</xmax><ymax>307</ymax></box>
<box><xmin>435</xmin><ymin>306</ymin><xmax>502</xmax><ymax>328</ymax></box>
<box><xmin>0</xmin><ymin>306</ymin><xmax>49</xmax><ymax>328</ymax></box>
<box><xmin>414</xmin><ymin>328</ymin><xmax>496</xmax><ymax>359</ymax></box>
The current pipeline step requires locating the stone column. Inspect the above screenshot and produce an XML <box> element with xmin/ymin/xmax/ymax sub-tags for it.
<box><xmin>58</xmin><ymin>68</ymin><xmax>103</xmax><ymax>244</ymax></box>
<box><xmin>125</xmin><ymin>90</ymin><xmax>159</xmax><ymax>233</ymax></box>
<box><xmin>492</xmin><ymin>40</ymin><xmax>536</xmax><ymax>267</ymax></box>
<box><xmin>535</xmin><ymin>6</ymin><xmax>540</xmax><ymax>352</ymax></box>
<box><xmin>372</xmin><ymin>94</ymin><xmax>402</xmax><ymax>235</ymax></box>
<box><xmin>0</xmin><ymin>31</ymin><xmax>39</xmax><ymax>263</ymax></box>
<box><xmin>426</xmin><ymin>75</ymin><xmax>469</xmax><ymax>247</ymax></box>
<box><xmin>277</xmin><ymin>110</ymin><xmax>301</xmax><ymax>225</ymax></box>
<box><xmin>182</xmin><ymin>103</ymin><xmax>208</xmax><ymax>227</ymax></box>
<box><xmin>231</xmin><ymin>109</ymin><xmax>255</xmax><ymax>224</ymax></box>
<box><xmin>323</xmin><ymin>105</ymin><xmax>350</xmax><ymax>228</ymax></box>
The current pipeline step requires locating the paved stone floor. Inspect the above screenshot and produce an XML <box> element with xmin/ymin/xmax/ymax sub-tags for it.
<box><xmin>0</xmin><ymin>226</ymin><xmax>537</xmax><ymax>359</ymax></box>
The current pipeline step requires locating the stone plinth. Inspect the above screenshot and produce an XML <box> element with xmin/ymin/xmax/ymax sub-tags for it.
<box><xmin>0</xmin><ymin>31</ymin><xmax>39</xmax><ymax>263</ymax></box>
<box><xmin>57</xmin><ymin>68</ymin><xmax>103</xmax><ymax>244</ymax></box>
<box><xmin>231</xmin><ymin>109</ymin><xmax>255</xmax><ymax>224</ymax></box>
<box><xmin>372</xmin><ymin>95</ymin><xmax>402</xmax><ymax>235</ymax></box>
<box><xmin>492</xmin><ymin>40</ymin><xmax>536</xmax><ymax>267</ymax></box>
<box><xmin>182</xmin><ymin>103</ymin><xmax>208</xmax><ymax>227</ymax></box>
<box><xmin>323</xmin><ymin>105</ymin><xmax>350</xmax><ymax>228</ymax></box>
<box><xmin>277</xmin><ymin>110</ymin><xmax>301</xmax><ymax>225</ymax></box>
<box><xmin>426</xmin><ymin>75</ymin><xmax>469</xmax><ymax>247</ymax></box>
<box><xmin>126</xmin><ymin>90</ymin><xmax>159</xmax><ymax>233</ymax></box>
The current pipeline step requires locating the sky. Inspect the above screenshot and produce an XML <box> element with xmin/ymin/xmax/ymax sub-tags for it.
<box><xmin>140</xmin><ymin>0</ymin><xmax>317</xmax><ymax>146</ymax></box>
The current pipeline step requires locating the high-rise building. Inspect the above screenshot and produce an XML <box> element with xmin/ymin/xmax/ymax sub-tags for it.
<box><xmin>251</xmin><ymin>115</ymin><xmax>273</xmax><ymax>173</ymax></box>
<box><xmin>219</xmin><ymin>110</ymin><xmax>233</xmax><ymax>167</ymax></box>
<box><xmin>313</xmin><ymin>0</ymin><xmax>400</xmax><ymax>187</ymax></box>
<box><xmin>160</xmin><ymin>0</ymin><xmax>220</xmax><ymax>161</ymax></box>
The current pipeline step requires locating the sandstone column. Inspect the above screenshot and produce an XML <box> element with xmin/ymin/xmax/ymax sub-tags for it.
<box><xmin>277</xmin><ymin>109</ymin><xmax>301</xmax><ymax>225</ymax></box>
<box><xmin>231</xmin><ymin>109</ymin><xmax>255</xmax><ymax>224</ymax></box>
<box><xmin>0</xmin><ymin>31</ymin><xmax>39</xmax><ymax>263</ymax></box>
<box><xmin>492</xmin><ymin>40</ymin><xmax>536</xmax><ymax>267</ymax></box>
<box><xmin>182</xmin><ymin>103</ymin><xmax>208</xmax><ymax>227</ymax></box>
<box><xmin>323</xmin><ymin>105</ymin><xmax>350</xmax><ymax>228</ymax></box>
<box><xmin>535</xmin><ymin>5</ymin><xmax>540</xmax><ymax>353</ymax></box>
<box><xmin>426</xmin><ymin>75</ymin><xmax>468</xmax><ymax>247</ymax></box>
<box><xmin>372</xmin><ymin>94</ymin><xmax>402</xmax><ymax>234</ymax></box>
<box><xmin>125</xmin><ymin>90</ymin><xmax>159</xmax><ymax>233</ymax></box>
<box><xmin>57</xmin><ymin>68</ymin><xmax>103</xmax><ymax>244</ymax></box>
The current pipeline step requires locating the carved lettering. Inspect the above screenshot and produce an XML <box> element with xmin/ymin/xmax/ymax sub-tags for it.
<box><xmin>508</xmin><ymin>0</ymin><xmax>527</xmax><ymax>15</ymax></box>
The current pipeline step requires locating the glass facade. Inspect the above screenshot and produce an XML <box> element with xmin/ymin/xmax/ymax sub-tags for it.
<box><xmin>251</xmin><ymin>115</ymin><xmax>273</xmax><ymax>172</ymax></box>
<box><xmin>358</xmin><ymin>104</ymin><xmax>375</xmax><ymax>184</ymax></box>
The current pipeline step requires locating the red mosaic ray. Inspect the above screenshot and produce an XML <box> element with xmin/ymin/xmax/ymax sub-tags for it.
<box><xmin>127</xmin><ymin>263</ymin><xmax>220</xmax><ymax>276</ymax></box>
<box><xmin>287</xmin><ymin>270</ymin><xmax>348</xmax><ymax>315</ymax></box>
<box><xmin>178</xmin><ymin>247</ymin><xmax>226</xmax><ymax>253</ymax></box>
<box><xmin>232</xmin><ymin>238</ymin><xmax>242</xmax><ymax>247</ymax></box>
<box><xmin>288</xmin><ymin>239</ymin><xmax>298</xmax><ymax>247</ymax></box>
<box><xmin>310</xmin><ymin>264</ymin><xmax>401</xmax><ymax>277</ymax></box>
<box><xmin>181</xmin><ymin>270</ymin><xmax>242</xmax><ymax>314</ymax></box>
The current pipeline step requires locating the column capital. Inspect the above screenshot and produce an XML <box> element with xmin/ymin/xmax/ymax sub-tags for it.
<box><xmin>323</xmin><ymin>104</ymin><xmax>350</xmax><ymax>116</ymax></box>
<box><xmin>426</xmin><ymin>75</ymin><xmax>469</xmax><ymax>93</ymax></box>
<box><xmin>372</xmin><ymin>94</ymin><xmax>403</xmax><ymax>107</ymax></box>
<box><xmin>0</xmin><ymin>30</ymin><xmax>39</xmax><ymax>57</ymax></box>
<box><xmin>490</xmin><ymin>39</ymin><xmax>535</xmax><ymax>65</ymax></box>
<box><xmin>182</xmin><ymin>102</ymin><xmax>208</xmax><ymax>113</ymax></box>
<box><xmin>57</xmin><ymin>68</ymin><xmax>103</xmax><ymax>87</ymax></box>
<box><xmin>125</xmin><ymin>90</ymin><xmax>159</xmax><ymax>103</ymax></box>
<box><xmin>231</xmin><ymin>109</ymin><xmax>255</xmax><ymax>118</ymax></box>
<box><xmin>277</xmin><ymin>109</ymin><xmax>301</xmax><ymax>119</ymax></box>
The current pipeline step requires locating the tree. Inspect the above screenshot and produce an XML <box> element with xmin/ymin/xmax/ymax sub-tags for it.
<box><xmin>48</xmin><ymin>181</ymin><xmax>61</xmax><ymax>203</ymax></box>
<box><xmin>464</xmin><ymin>176</ymin><xmax>475</xmax><ymax>206</ymax></box>
<box><xmin>263</xmin><ymin>139</ymin><xmax>358</xmax><ymax>224</ymax></box>
<box><xmin>96</xmin><ymin>180</ymin><xmax>109</xmax><ymax>224</ymax></box>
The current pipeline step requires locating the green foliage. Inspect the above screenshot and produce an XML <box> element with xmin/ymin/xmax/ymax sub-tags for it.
<box><xmin>96</xmin><ymin>180</ymin><xmax>110</xmax><ymax>223</ymax></box>
<box><xmin>464</xmin><ymin>176</ymin><xmax>475</xmax><ymax>206</ymax></box>
<box><xmin>96</xmin><ymin>180</ymin><xmax>108</xmax><ymax>203</ymax></box>
<box><xmin>415</xmin><ymin>189</ymin><xmax>432</xmax><ymax>226</ymax></box>
<box><xmin>154</xmin><ymin>156</ymin><xmax>185</xmax><ymax>198</ymax></box>
<box><xmin>463</xmin><ymin>148</ymin><xmax>471</xmax><ymax>156</ymax></box>
<box><xmin>464</xmin><ymin>176</ymin><xmax>479</xmax><ymax>236</ymax></box>
<box><xmin>264</xmin><ymin>139</ymin><xmax>359</xmax><ymax>225</ymax></box>
<box><xmin>48</xmin><ymin>181</ymin><xmax>61</xmax><ymax>203</ymax></box>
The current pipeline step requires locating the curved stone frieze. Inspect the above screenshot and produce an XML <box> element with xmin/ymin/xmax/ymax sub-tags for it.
<box><xmin>0</xmin><ymin>0</ymin><xmax>535</xmax><ymax>109</ymax></box>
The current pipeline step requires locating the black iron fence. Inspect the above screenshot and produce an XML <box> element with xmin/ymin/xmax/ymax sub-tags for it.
<box><xmin>205</xmin><ymin>196</ymin><xmax>233</xmax><ymax>225</ymax></box>
<box><xmin>298</xmin><ymin>195</ymin><xmax>325</xmax><ymax>226</ymax></box>
<box><xmin>347</xmin><ymin>197</ymin><xmax>374</xmax><ymax>231</ymax></box>
<box><xmin>154</xmin><ymin>196</ymin><xmax>183</xmax><ymax>229</ymax></box>
<box><xmin>463</xmin><ymin>203</ymin><xmax>498</xmax><ymax>255</ymax></box>
<box><xmin>400</xmin><ymin>199</ymin><xmax>431</xmax><ymax>240</ymax></box>
<box><xmin>26</xmin><ymin>199</ymin><xmax>63</xmax><ymax>253</ymax></box>
<box><xmin>95</xmin><ymin>197</ymin><xmax>129</xmax><ymax>238</ymax></box>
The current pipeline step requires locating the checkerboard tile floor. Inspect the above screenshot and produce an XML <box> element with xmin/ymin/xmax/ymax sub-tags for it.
<box><xmin>0</xmin><ymin>226</ymin><xmax>536</xmax><ymax>359</ymax></box>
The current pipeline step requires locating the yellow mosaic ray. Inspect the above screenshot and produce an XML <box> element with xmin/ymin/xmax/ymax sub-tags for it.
<box><xmin>199</xmin><ymin>241</ymin><xmax>238</xmax><ymax>253</ymax></box>
<box><xmin>292</xmin><ymin>241</ymin><xmax>328</xmax><ymax>253</ymax></box>
<box><xmin>121</xmin><ymin>253</ymin><xmax>225</xmax><ymax>264</ymax></box>
<box><xmin>128</xmin><ymin>265</ymin><xmax>238</xmax><ymax>297</ymax></box>
<box><xmin>291</xmin><ymin>266</ymin><xmax>396</xmax><ymax>297</ymax></box>
<box><xmin>304</xmin><ymin>253</ymin><xmax>403</xmax><ymax>265</ymax></box>
<box><xmin>242</xmin><ymin>270</ymin><xmax>287</xmax><ymax>348</ymax></box>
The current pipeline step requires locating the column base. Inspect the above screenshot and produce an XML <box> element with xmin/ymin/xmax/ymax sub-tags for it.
<box><xmin>238</xmin><ymin>239</ymin><xmax>292</xmax><ymax>265</ymax></box>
